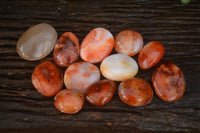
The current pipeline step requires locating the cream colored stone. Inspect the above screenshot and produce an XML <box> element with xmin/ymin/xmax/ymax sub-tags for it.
<box><xmin>100</xmin><ymin>54</ymin><xmax>138</xmax><ymax>81</ymax></box>
<box><xmin>17</xmin><ymin>23</ymin><xmax>57</xmax><ymax>61</ymax></box>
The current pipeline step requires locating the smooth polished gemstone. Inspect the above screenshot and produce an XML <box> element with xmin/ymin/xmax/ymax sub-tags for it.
<box><xmin>85</xmin><ymin>80</ymin><xmax>116</xmax><ymax>106</ymax></box>
<box><xmin>114</xmin><ymin>30</ymin><xmax>143</xmax><ymax>56</ymax></box>
<box><xmin>32</xmin><ymin>61</ymin><xmax>63</xmax><ymax>97</ymax></box>
<box><xmin>54</xmin><ymin>89</ymin><xmax>84</xmax><ymax>114</ymax></box>
<box><xmin>64</xmin><ymin>62</ymin><xmax>100</xmax><ymax>94</ymax></box>
<box><xmin>100</xmin><ymin>54</ymin><xmax>138</xmax><ymax>81</ymax></box>
<box><xmin>118</xmin><ymin>78</ymin><xmax>153</xmax><ymax>106</ymax></box>
<box><xmin>152</xmin><ymin>62</ymin><xmax>185</xmax><ymax>102</ymax></box>
<box><xmin>53</xmin><ymin>32</ymin><xmax>79</xmax><ymax>67</ymax></box>
<box><xmin>17</xmin><ymin>23</ymin><xmax>57</xmax><ymax>61</ymax></box>
<box><xmin>80</xmin><ymin>27</ymin><xmax>114</xmax><ymax>63</ymax></box>
<box><xmin>138</xmin><ymin>41</ymin><xmax>164</xmax><ymax>69</ymax></box>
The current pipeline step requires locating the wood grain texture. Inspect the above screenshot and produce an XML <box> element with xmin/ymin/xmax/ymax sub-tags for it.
<box><xmin>0</xmin><ymin>0</ymin><xmax>200</xmax><ymax>132</ymax></box>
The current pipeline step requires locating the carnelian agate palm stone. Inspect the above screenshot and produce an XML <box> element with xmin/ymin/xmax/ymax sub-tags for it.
<box><xmin>118</xmin><ymin>78</ymin><xmax>153</xmax><ymax>106</ymax></box>
<box><xmin>152</xmin><ymin>62</ymin><xmax>185</xmax><ymax>102</ymax></box>
<box><xmin>32</xmin><ymin>61</ymin><xmax>63</xmax><ymax>97</ymax></box>
<box><xmin>114</xmin><ymin>30</ymin><xmax>143</xmax><ymax>56</ymax></box>
<box><xmin>53</xmin><ymin>32</ymin><xmax>79</xmax><ymax>67</ymax></box>
<box><xmin>138</xmin><ymin>41</ymin><xmax>164</xmax><ymax>69</ymax></box>
<box><xmin>64</xmin><ymin>62</ymin><xmax>100</xmax><ymax>94</ymax></box>
<box><xmin>80</xmin><ymin>28</ymin><xmax>114</xmax><ymax>63</ymax></box>
<box><xmin>85</xmin><ymin>80</ymin><xmax>116</xmax><ymax>106</ymax></box>
<box><xmin>54</xmin><ymin>89</ymin><xmax>84</xmax><ymax>114</ymax></box>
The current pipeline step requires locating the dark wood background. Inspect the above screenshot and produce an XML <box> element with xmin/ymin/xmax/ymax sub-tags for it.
<box><xmin>0</xmin><ymin>0</ymin><xmax>200</xmax><ymax>132</ymax></box>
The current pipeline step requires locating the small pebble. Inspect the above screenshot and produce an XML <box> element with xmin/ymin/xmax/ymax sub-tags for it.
<box><xmin>85</xmin><ymin>80</ymin><xmax>116</xmax><ymax>106</ymax></box>
<box><xmin>152</xmin><ymin>62</ymin><xmax>185</xmax><ymax>102</ymax></box>
<box><xmin>32</xmin><ymin>61</ymin><xmax>63</xmax><ymax>97</ymax></box>
<box><xmin>118</xmin><ymin>78</ymin><xmax>153</xmax><ymax>106</ymax></box>
<box><xmin>100</xmin><ymin>54</ymin><xmax>138</xmax><ymax>81</ymax></box>
<box><xmin>80</xmin><ymin>27</ymin><xmax>114</xmax><ymax>63</ymax></box>
<box><xmin>17</xmin><ymin>23</ymin><xmax>57</xmax><ymax>61</ymax></box>
<box><xmin>64</xmin><ymin>62</ymin><xmax>100</xmax><ymax>93</ymax></box>
<box><xmin>138</xmin><ymin>41</ymin><xmax>164</xmax><ymax>69</ymax></box>
<box><xmin>54</xmin><ymin>89</ymin><xmax>84</xmax><ymax>114</ymax></box>
<box><xmin>53</xmin><ymin>32</ymin><xmax>79</xmax><ymax>67</ymax></box>
<box><xmin>114</xmin><ymin>30</ymin><xmax>143</xmax><ymax>56</ymax></box>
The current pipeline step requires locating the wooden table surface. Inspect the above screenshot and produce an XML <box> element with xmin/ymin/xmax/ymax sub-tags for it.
<box><xmin>0</xmin><ymin>0</ymin><xmax>200</xmax><ymax>132</ymax></box>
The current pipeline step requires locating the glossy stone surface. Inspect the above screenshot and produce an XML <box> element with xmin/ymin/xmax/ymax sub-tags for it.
<box><xmin>17</xmin><ymin>23</ymin><xmax>57</xmax><ymax>61</ymax></box>
<box><xmin>118</xmin><ymin>78</ymin><xmax>153</xmax><ymax>106</ymax></box>
<box><xmin>54</xmin><ymin>89</ymin><xmax>84</xmax><ymax>114</ymax></box>
<box><xmin>32</xmin><ymin>61</ymin><xmax>63</xmax><ymax>97</ymax></box>
<box><xmin>85</xmin><ymin>80</ymin><xmax>116</xmax><ymax>106</ymax></box>
<box><xmin>138</xmin><ymin>41</ymin><xmax>164</xmax><ymax>69</ymax></box>
<box><xmin>114</xmin><ymin>30</ymin><xmax>143</xmax><ymax>56</ymax></box>
<box><xmin>152</xmin><ymin>62</ymin><xmax>185</xmax><ymax>102</ymax></box>
<box><xmin>64</xmin><ymin>62</ymin><xmax>100</xmax><ymax>94</ymax></box>
<box><xmin>53</xmin><ymin>32</ymin><xmax>79</xmax><ymax>67</ymax></box>
<box><xmin>100</xmin><ymin>54</ymin><xmax>138</xmax><ymax>81</ymax></box>
<box><xmin>80</xmin><ymin>27</ymin><xmax>114</xmax><ymax>63</ymax></box>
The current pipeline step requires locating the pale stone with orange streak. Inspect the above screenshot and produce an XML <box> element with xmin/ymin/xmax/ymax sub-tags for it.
<box><xmin>64</xmin><ymin>62</ymin><xmax>100</xmax><ymax>94</ymax></box>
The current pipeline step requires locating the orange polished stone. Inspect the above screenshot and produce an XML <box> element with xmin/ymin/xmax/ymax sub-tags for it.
<box><xmin>53</xmin><ymin>32</ymin><xmax>79</xmax><ymax>67</ymax></box>
<box><xmin>85</xmin><ymin>80</ymin><xmax>116</xmax><ymax>106</ymax></box>
<box><xmin>138</xmin><ymin>41</ymin><xmax>164</xmax><ymax>69</ymax></box>
<box><xmin>152</xmin><ymin>62</ymin><xmax>185</xmax><ymax>102</ymax></box>
<box><xmin>32</xmin><ymin>61</ymin><xmax>63</xmax><ymax>97</ymax></box>
<box><xmin>118</xmin><ymin>78</ymin><xmax>153</xmax><ymax>106</ymax></box>
<box><xmin>80</xmin><ymin>28</ymin><xmax>114</xmax><ymax>63</ymax></box>
<box><xmin>114</xmin><ymin>30</ymin><xmax>143</xmax><ymax>56</ymax></box>
<box><xmin>54</xmin><ymin>89</ymin><xmax>84</xmax><ymax>114</ymax></box>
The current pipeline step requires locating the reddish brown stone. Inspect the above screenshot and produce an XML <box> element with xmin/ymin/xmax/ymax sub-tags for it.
<box><xmin>53</xmin><ymin>32</ymin><xmax>79</xmax><ymax>67</ymax></box>
<box><xmin>152</xmin><ymin>62</ymin><xmax>186</xmax><ymax>102</ymax></box>
<box><xmin>32</xmin><ymin>61</ymin><xmax>63</xmax><ymax>97</ymax></box>
<box><xmin>85</xmin><ymin>80</ymin><xmax>116</xmax><ymax>106</ymax></box>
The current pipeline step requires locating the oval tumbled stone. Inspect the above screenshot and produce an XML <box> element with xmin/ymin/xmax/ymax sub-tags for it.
<box><xmin>152</xmin><ymin>62</ymin><xmax>185</xmax><ymax>102</ymax></box>
<box><xmin>114</xmin><ymin>30</ymin><xmax>143</xmax><ymax>56</ymax></box>
<box><xmin>17</xmin><ymin>23</ymin><xmax>57</xmax><ymax>61</ymax></box>
<box><xmin>64</xmin><ymin>62</ymin><xmax>101</xmax><ymax>94</ymax></box>
<box><xmin>53</xmin><ymin>32</ymin><xmax>79</xmax><ymax>67</ymax></box>
<box><xmin>100</xmin><ymin>54</ymin><xmax>138</xmax><ymax>81</ymax></box>
<box><xmin>80</xmin><ymin>28</ymin><xmax>114</xmax><ymax>63</ymax></box>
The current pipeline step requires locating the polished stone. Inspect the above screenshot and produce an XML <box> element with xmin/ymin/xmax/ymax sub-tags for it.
<box><xmin>17</xmin><ymin>23</ymin><xmax>57</xmax><ymax>61</ymax></box>
<box><xmin>100</xmin><ymin>54</ymin><xmax>138</xmax><ymax>81</ymax></box>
